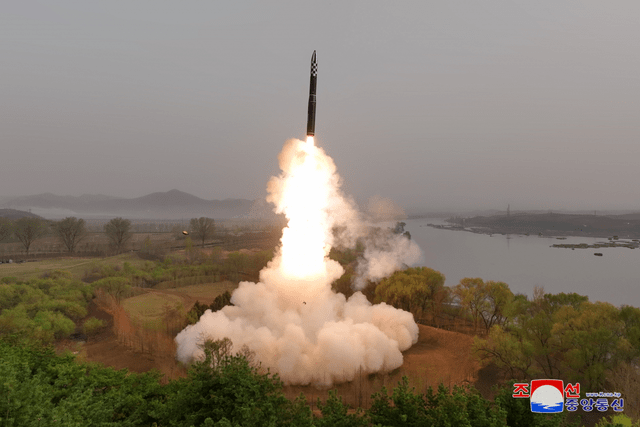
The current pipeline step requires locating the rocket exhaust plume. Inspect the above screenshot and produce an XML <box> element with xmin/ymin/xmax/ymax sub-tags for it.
<box><xmin>175</xmin><ymin>52</ymin><xmax>420</xmax><ymax>386</ymax></box>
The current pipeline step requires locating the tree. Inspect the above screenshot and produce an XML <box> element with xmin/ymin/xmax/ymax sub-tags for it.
<box><xmin>104</xmin><ymin>217</ymin><xmax>132</xmax><ymax>253</ymax></box>
<box><xmin>14</xmin><ymin>217</ymin><xmax>48</xmax><ymax>254</ymax></box>
<box><xmin>93</xmin><ymin>277</ymin><xmax>131</xmax><ymax>304</ymax></box>
<box><xmin>453</xmin><ymin>278</ymin><xmax>514</xmax><ymax>333</ymax></box>
<box><xmin>161</xmin><ymin>338</ymin><xmax>295</xmax><ymax>427</ymax></box>
<box><xmin>552</xmin><ymin>301</ymin><xmax>629</xmax><ymax>390</ymax></box>
<box><xmin>0</xmin><ymin>217</ymin><xmax>12</xmax><ymax>242</ymax></box>
<box><xmin>189</xmin><ymin>217</ymin><xmax>215</xmax><ymax>248</ymax></box>
<box><xmin>53</xmin><ymin>217</ymin><xmax>87</xmax><ymax>253</ymax></box>
<box><xmin>368</xmin><ymin>376</ymin><xmax>507</xmax><ymax>426</ymax></box>
<box><xmin>481</xmin><ymin>281</ymin><xmax>514</xmax><ymax>331</ymax></box>
<box><xmin>453</xmin><ymin>278</ymin><xmax>487</xmax><ymax>333</ymax></box>
<box><xmin>374</xmin><ymin>267</ymin><xmax>447</xmax><ymax>324</ymax></box>
<box><xmin>316</xmin><ymin>390</ymin><xmax>368</xmax><ymax>427</ymax></box>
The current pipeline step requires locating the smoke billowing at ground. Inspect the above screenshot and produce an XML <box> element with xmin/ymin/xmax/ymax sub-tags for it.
<box><xmin>175</xmin><ymin>137</ymin><xmax>421</xmax><ymax>386</ymax></box>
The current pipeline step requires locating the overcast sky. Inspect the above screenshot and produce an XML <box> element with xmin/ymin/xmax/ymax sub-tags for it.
<box><xmin>2</xmin><ymin>1</ymin><xmax>639</xmax><ymax>213</ymax></box>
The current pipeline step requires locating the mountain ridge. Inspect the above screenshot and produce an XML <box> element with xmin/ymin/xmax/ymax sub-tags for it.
<box><xmin>0</xmin><ymin>190</ymin><xmax>263</xmax><ymax>220</ymax></box>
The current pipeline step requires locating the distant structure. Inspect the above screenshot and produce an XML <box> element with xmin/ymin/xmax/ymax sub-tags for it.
<box><xmin>507</xmin><ymin>204</ymin><xmax>510</xmax><ymax>217</ymax></box>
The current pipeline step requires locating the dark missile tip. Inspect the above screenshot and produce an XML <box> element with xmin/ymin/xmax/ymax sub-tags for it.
<box><xmin>311</xmin><ymin>50</ymin><xmax>316</xmax><ymax>63</ymax></box>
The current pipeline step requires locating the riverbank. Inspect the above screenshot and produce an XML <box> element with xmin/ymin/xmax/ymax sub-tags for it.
<box><xmin>431</xmin><ymin>212</ymin><xmax>640</xmax><ymax>240</ymax></box>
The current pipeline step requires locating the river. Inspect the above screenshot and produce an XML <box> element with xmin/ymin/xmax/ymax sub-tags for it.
<box><xmin>404</xmin><ymin>218</ymin><xmax>639</xmax><ymax>308</ymax></box>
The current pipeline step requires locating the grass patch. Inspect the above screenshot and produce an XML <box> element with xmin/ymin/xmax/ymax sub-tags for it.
<box><xmin>0</xmin><ymin>253</ymin><xmax>146</xmax><ymax>281</ymax></box>
<box><xmin>176</xmin><ymin>281</ymin><xmax>237</xmax><ymax>300</ymax></box>
<box><xmin>122</xmin><ymin>292</ymin><xmax>184</xmax><ymax>330</ymax></box>
<box><xmin>155</xmin><ymin>275</ymin><xmax>220</xmax><ymax>290</ymax></box>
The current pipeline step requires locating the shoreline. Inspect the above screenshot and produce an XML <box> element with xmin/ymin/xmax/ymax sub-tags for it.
<box><xmin>426</xmin><ymin>223</ymin><xmax>640</xmax><ymax>249</ymax></box>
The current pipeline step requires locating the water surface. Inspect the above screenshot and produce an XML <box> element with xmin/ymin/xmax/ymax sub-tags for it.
<box><xmin>405</xmin><ymin>218</ymin><xmax>639</xmax><ymax>307</ymax></box>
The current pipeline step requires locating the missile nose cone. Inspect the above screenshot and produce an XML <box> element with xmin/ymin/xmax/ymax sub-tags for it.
<box><xmin>310</xmin><ymin>50</ymin><xmax>317</xmax><ymax>76</ymax></box>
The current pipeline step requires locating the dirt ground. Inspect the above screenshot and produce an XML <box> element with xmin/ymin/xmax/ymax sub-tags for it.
<box><xmin>281</xmin><ymin>323</ymin><xmax>494</xmax><ymax>410</ymax></box>
<box><xmin>57</xmin><ymin>299</ymin><xmax>187</xmax><ymax>381</ymax></box>
<box><xmin>65</xmin><ymin>299</ymin><xmax>498</xmax><ymax>406</ymax></box>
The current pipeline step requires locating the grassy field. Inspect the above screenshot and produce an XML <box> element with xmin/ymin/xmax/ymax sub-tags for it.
<box><xmin>172</xmin><ymin>281</ymin><xmax>236</xmax><ymax>300</ymax></box>
<box><xmin>0</xmin><ymin>253</ymin><xmax>149</xmax><ymax>281</ymax></box>
<box><xmin>122</xmin><ymin>292</ymin><xmax>185</xmax><ymax>330</ymax></box>
<box><xmin>121</xmin><ymin>281</ymin><xmax>237</xmax><ymax>330</ymax></box>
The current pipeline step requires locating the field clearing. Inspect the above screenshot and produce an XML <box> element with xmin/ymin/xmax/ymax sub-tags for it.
<box><xmin>174</xmin><ymin>281</ymin><xmax>237</xmax><ymax>301</ymax></box>
<box><xmin>119</xmin><ymin>281</ymin><xmax>237</xmax><ymax>330</ymax></box>
<box><xmin>0</xmin><ymin>253</ymin><xmax>147</xmax><ymax>281</ymax></box>
<box><xmin>122</xmin><ymin>292</ymin><xmax>185</xmax><ymax>329</ymax></box>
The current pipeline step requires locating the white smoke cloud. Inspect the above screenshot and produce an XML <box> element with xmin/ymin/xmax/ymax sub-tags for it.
<box><xmin>366</xmin><ymin>195</ymin><xmax>407</xmax><ymax>221</ymax></box>
<box><xmin>353</xmin><ymin>231</ymin><xmax>422</xmax><ymax>290</ymax></box>
<box><xmin>175</xmin><ymin>138</ymin><xmax>420</xmax><ymax>386</ymax></box>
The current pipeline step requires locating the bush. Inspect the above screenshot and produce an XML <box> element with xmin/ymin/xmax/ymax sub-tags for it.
<box><xmin>83</xmin><ymin>317</ymin><xmax>106</xmax><ymax>336</ymax></box>
<box><xmin>33</xmin><ymin>310</ymin><xmax>75</xmax><ymax>341</ymax></box>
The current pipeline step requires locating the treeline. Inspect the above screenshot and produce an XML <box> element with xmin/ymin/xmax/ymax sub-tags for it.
<box><xmin>326</xmin><ymin>252</ymin><xmax>640</xmax><ymax>420</ymax></box>
<box><xmin>0</xmin><ymin>216</ymin><xmax>222</xmax><ymax>257</ymax></box>
<box><xmin>5</xmin><ymin>337</ymin><xmax>634</xmax><ymax>427</ymax></box>
<box><xmin>186</xmin><ymin>291</ymin><xmax>232</xmax><ymax>325</ymax></box>
<box><xmin>475</xmin><ymin>293</ymin><xmax>640</xmax><ymax>415</ymax></box>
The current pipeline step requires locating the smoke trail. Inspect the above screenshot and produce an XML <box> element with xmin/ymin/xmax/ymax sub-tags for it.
<box><xmin>175</xmin><ymin>138</ymin><xmax>420</xmax><ymax>386</ymax></box>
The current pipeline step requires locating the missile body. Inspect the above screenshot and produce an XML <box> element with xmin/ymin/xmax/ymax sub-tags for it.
<box><xmin>306</xmin><ymin>50</ymin><xmax>317</xmax><ymax>137</ymax></box>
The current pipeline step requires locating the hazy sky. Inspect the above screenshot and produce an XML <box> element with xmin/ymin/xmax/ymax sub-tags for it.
<box><xmin>2</xmin><ymin>1</ymin><xmax>639</xmax><ymax>212</ymax></box>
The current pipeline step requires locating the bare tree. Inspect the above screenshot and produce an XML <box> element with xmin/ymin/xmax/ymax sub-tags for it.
<box><xmin>0</xmin><ymin>218</ymin><xmax>12</xmax><ymax>242</ymax></box>
<box><xmin>189</xmin><ymin>217</ymin><xmax>215</xmax><ymax>247</ymax></box>
<box><xmin>104</xmin><ymin>217</ymin><xmax>133</xmax><ymax>253</ymax></box>
<box><xmin>14</xmin><ymin>217</ymin><xmax>48</xmax><ymax>254</ymax></box>
<box><xmin>53</xmin><ymin>217</ymin><xmax>87</xmax><ymax>253</ymax></box>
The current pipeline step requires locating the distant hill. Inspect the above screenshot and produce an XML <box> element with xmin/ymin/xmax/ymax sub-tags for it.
<box><xmin>0</xmin><ymin>209</ymin><xmax>44</xmax><ymax>220</ymax></box>
<box><xmin>0</xmin><ymin>190</ymin><xmax>260</xmax><ymax>220</ymax></box>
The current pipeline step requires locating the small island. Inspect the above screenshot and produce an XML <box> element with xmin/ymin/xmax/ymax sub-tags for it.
<box><xmin>428</xmin><ymin>212</ymin><xmax>640</xmax><ymax>249</ymax></box>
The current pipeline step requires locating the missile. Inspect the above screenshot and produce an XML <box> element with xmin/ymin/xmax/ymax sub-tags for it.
<box><xmin>306</xmin><ymin>50</ymin><xmax>317</xmax><ymax>137</ymax></box>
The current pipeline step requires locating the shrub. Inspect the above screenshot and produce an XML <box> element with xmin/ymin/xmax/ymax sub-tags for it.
<box><xmin>83</xmin><ymin>317</ymin><xmax>106</xmax><ymax>336</ymax></box>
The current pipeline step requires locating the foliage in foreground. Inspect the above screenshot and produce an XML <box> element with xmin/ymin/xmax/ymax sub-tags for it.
<box><xmin>0</xmin><ymin>338</ymin><xmax>583</xmax><ymax>427</ymax></box>
<box><xmin>0</xmin><ymin>341</ymin><xmax>164</xmax><ymax>426</ymax></box>
<box><xmin>0</xmin><ymin>271</ymin><xmax>93</xmax><ymax>346</ymax></box>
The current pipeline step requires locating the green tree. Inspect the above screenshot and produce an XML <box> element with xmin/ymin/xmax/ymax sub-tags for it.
<box><xmin>0</xmin><ymin>340</ymin><xmax>166</xmax><ymax>426</ymax></box>
<box><xmin>0</xmin><ymin>217</ymin><xmax>12</xmax><ymax>242</ymax></box>
<box><xmin>315</xmin><ymin>390</ymin><xmax>368</xmax><ymax>427</ymax></box>
<box><xmin>13</xmin><ymin>217</ymin><xmax>48</xmax><ymax>254</ymax></box>
<box><xmin>374</xmin><ymin>267</ymin><xmax>447</xmax><ymax>324</ymax></box>
<box><xmin>160</xmin><ymin>338</ymin><xmax>295</xmax><ymax>427</ymax></box>
<box><xmin>368</xmin><ymin>377</ymin><xmax>428</xmax><ymax>426</ymax></box>
<box><xmin>481</xmin><ymin>281</ymin><xmax>514</xmax><ymax>331</ymax></box>
<box><xmin>210</xmin><ymin>291</ymin><xmax>232</xmax><ymax>312</ymax></box>
<box><xmin>494</xmin><ymin>381</ymin><xmax>567</xmax><ymax>427</ymax></box>
<box><xmin>474</xmin><ymin>290</ymin><xmax>632</xmax><ymax>391</ymax></box>
<box><xmin>368</xmin><ymin>376</ymin><xmax>507</xmax><ymax>426</ymax></box>
<box><xmin>83</xmin><ymin>317</ymin><xmax>106</xmax><ymax>336</ymax></box>
<box><xmin>53</xmin><ymin>216</ymin><xmax>87</xmax><ymax>253</ymax></box>
<box><xmin>104</xmin><ymin>217</ymin><xmax>133</xmax><ymax>253</ymax></box>
<box><xmin>190</xmin><ymin>217</ymin><xmax>215</xmax><ymax>247</ymax></box>
<box><xmin>474</xmin><ymin>290</ymin><xmax>571</xmax><ymax>380</ymax></box>
<box><xmin>453</xmin><ymin>278</ymin><xmax>514</xmax><ymax>333</ymax></box>
<box><xmin>619</xmin><ymin>305</ymin><xmax>640</xmax><ymax>358</ymax></box>
<box><xmin>595</xmin><ymin>414</ymin><xmax>640</xmax><ymax>427</ymax></box>
<box><xmin>93</xmin><ymin>276</ymin><xmax>132</xmax><ymax>304</ymax></box>
<box><xmin>453</xmin><ymin>278</ymin><xmax>487</xmax><ymax>333</ymax></box>
<box><xmin>33</xmin><ymin>309</ymin><xmax>75</xmax><ymax>340</ymax></box>
<box><xmin>552</xmin><ymin>301</ymin><xmax>629</xmax><ymax>390</ymax></box>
